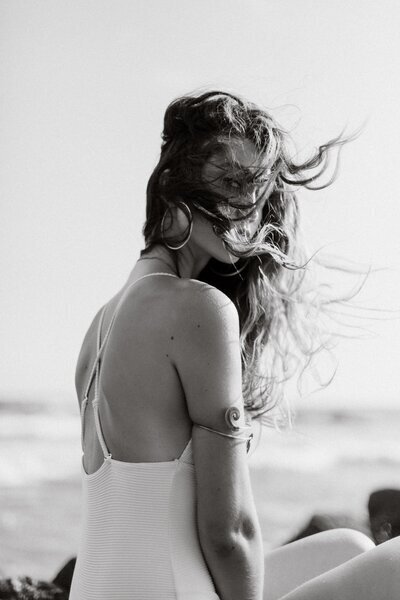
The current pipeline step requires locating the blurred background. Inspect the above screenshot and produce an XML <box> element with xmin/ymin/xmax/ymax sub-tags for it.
<box><xmin>1</xmin><ymin>0</ymin><xmax>400</xmax><ymax>580</ymax></box>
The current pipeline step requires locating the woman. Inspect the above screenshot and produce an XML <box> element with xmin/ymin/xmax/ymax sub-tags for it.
<box><xmin>70</xmin><ymin>91</ymin><xmax>400</xmax><ymax>600</ymax></box>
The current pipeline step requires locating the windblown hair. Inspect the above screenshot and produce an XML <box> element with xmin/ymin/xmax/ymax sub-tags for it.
<box><xmin>143</xmin><ymin>90</ymin><xmax>357</xmax><ymax>425</ymax></box>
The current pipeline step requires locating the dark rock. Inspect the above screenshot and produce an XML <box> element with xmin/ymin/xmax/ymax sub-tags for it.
<box><xmin>368</xmin><ymin>488</ymin><xmax>400</xmax><ymax>544</ymax></box>
<box><xmin>0</xmin><ymin>557</ymin><xmax>76</xmax><ymax>599</ymax></box>
<box><xmin>284</xmin><ymin>488</ymin><xmax>400</xmax><ymax>547</ymax></box>
<box><xmin>52</xmin><ymin>558</ymin><xmax>76</xmax><ymax>593</ymax></box>
<box><xmin>284</xmin><ymin>513</ymin><xmax>371</xmax><ymax>545</ymax></box>
<box><xmin>0</xmin><ymin>577</ymin><xmax>68</xmax><ymax>599</ymax></box>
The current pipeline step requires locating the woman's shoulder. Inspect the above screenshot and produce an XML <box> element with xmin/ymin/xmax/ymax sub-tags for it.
<box><xmin>165</xmin><ymin>278</ymin><xmax>240</xmax><ymax>349</ymax></box>
<box><xmin>115</xmin><ymin>274</ymin><xmax>239</xmax><ymax>344</ymax></box>
<box><xmin>123</xmin><ymin>273</ymin><xmax>237</xmax><ymax>317</ymax></box>
<box><xmin>173</xmin><ymin>277</ymin><xmax>239</xmax><ymax>325</ymax></box>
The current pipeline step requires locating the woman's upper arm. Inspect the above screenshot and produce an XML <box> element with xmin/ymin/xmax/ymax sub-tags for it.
<box><xmin>174</xmin><ymin>284</ymin><xmax>257</xmax><ymax>539</ymax></box>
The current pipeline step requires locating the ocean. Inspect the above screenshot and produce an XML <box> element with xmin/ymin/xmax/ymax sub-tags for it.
<box><xmin>0</xmin><ymin>396</ymin><xmax>400</xmax><ymax>579</ymax></box>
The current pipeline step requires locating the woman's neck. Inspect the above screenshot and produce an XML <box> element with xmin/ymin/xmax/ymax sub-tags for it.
<box><xmin>139</xmin><ymin>244</ymin><xmax>209</xmax><ymax>280</ymax></box>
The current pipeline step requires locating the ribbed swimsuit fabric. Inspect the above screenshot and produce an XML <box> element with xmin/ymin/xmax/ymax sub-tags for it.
<box><xmin>69</xmin><ymin>273</ymin><xmax>220</xmax><ymax>600</ymax></box>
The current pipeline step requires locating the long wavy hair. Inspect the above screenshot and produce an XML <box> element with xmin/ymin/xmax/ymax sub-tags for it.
<box><xmin>142</xmin><ymin>90</ymin><xmax>358</xmax><ymax>425</ymax></box>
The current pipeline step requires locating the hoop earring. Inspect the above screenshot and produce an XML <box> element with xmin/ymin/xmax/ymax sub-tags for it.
<box><xmin>161</xmin><ymin>201</ymin><xmax>193</xmax><ymax>251</ymax></box>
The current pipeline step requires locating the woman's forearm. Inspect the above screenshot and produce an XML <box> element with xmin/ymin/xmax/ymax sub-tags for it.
<box><xmin>200</xmin><ymin>523</ymin><xmax>264</xmax><ymax>600</ymax></box>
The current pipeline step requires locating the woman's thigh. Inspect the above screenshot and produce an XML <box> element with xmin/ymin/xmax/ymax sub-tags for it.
<box><xmin>264</xmin><ymin>530</ymin><xmax>400</xmax><ymax>600</ymax></box>
<box><xmin>263</xmin><ymin>528</ymin><xmax>375</xmax><ymax>600</ymax></box>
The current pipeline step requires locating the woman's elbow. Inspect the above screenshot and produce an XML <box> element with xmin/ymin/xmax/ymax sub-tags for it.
<box><xmin>199</xmin><ymin>513</ymin><xmax>260</xmax><ymax>554</ymax></box>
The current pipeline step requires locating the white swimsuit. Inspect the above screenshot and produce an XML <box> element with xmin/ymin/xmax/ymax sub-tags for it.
<box><xmin>69</xmin><ymin>273</ymin><xmax>220</xmax><ymax>600</ymax></box>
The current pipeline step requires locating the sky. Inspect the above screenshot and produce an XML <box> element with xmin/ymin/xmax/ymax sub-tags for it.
<box><xmin>1</xmin><ymin>0</ymin><xmax>400</xmax><ymax>409</ymax></box>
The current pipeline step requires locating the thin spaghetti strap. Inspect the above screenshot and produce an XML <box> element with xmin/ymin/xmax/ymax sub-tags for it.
<box><xmin>92</xmin><ymin>305</ymin><xmax>112</xmax><ymax>459</ymax></box>
<box><xmin>80</xmin><ymin>272</ymin><xmax>179</xmax><ymax>457</ymax></box>
<box><xmin>80</xmin><ymin>305</ymin><xmax>107</xmax><ymax>454</ymax></box>
<box><xmin>82</xmin><ymin>306</ymin><xmax>107</xmax><ymax>405</ymax></box>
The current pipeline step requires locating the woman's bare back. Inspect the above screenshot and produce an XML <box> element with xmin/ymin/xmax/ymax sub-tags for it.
<box><xmin>75</xmin><ymin>272</ymin><xmax>195</xmax><ymax>475</ymax></box>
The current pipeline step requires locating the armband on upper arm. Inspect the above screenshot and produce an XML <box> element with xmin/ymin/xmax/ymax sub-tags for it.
<box><xmin>194</xmin><ymin>405</ymin><xmax>254</xmax><ymax>452</ymax></box>
<box><xmin>225</xmin><ymin>406</ymin><xmax>242</xmax><ymax>431</ymax></box>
